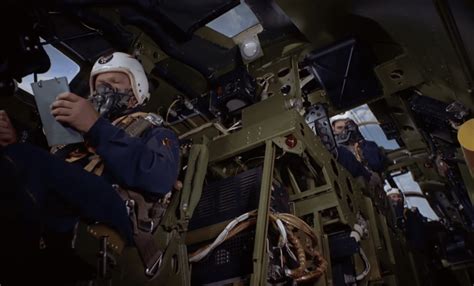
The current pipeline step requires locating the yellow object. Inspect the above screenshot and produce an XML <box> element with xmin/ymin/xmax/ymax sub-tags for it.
<box><xmin>458</xmin><ymin>119</ymin><xmax>474</xmax><ymax>177</ymax></box>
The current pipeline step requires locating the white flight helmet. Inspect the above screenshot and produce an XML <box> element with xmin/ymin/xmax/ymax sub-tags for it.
<box><xmin>386</xmin><ymin>188</ymin><xmax>401</xmax><ymax>196</ymax></box>
<box><xmin>330</xmin><ymin>114</ymin><xmax>349</xmax><ymax>126</ymax></box>
<box><xmin>89</xmin><ymin>52</ymin><xmax>150</xmax><ymax>105</ymax></box>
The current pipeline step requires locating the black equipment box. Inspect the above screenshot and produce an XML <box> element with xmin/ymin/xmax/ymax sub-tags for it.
<box><xmin>188</xmin><ymin>167</ymin><xmax>289</xmax><ymax>285</ymax></box>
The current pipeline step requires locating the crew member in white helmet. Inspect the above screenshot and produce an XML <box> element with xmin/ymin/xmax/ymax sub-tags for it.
<box><xmin>0</xmin><ymin>53</ymin><xmax>180</xmax><ymax>278</ymax></box>
<box><xmin>386</xmin><ymin>187</ymin><xmax>403</xmax><ymax>204</ymax></box>
<box><xmin>331</xmin><ymin>115</ymin><xmax>387</xmax><ymax>174</ymax></box>
<box><xmin>329</xmin><ymin>115</ymin><xmax>385</xmax><ymax>191</ymax></box>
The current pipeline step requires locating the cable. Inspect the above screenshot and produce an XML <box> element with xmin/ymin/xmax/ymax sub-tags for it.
<box><xmin>274</xmin><ymin>213</ymin><xmax>318</xmax><ymax>242</ymax></box>
<box><xmin>226</xmin><ymin>120</ymin><xmax>242</xmax><ymax>132</ymax></box>
<box><xmin>356</xmin><ymin>248</ymin><xmax>371</xmax><ymax>281</ymax></box>
<box><xmin>212</xmin><ymin>122</ymin><xmax>229</xmax><ymax>135</ymax></box>
<box><xmin>275</xmin><ymin>218</ymin><xmax>287</xmax><ymax>247</ymax></box>
<box><xmin>189</xmin><ymin>218</ymin><xmax>257</xmax><ymax>263</ymax></box>
<box><xmin>285</xmin><ymin>244</ymin><xmax>298</xmax><ymax>262</ymax></box>
<box><xmin>285</xmin><ymin>229</ymin><xmax>306</xmax><ymax>278</ymax></box>
<box><xmin>188</xmin><ymin>210</ymin><xmax>328</xmax><ymax>284</ymax></box>
<box><xmin>165</xmin><ymin>99</ymin><xmax>180</xmax><ymax>123</ymax></box>
<box><xmin>189</xmin><ymin>210</ymin><xmax>257</xmax><ymax>262</ymax></box>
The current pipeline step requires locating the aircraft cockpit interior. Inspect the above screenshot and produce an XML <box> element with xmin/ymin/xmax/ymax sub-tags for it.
<box><xmin>1</xmin><ymin>0</ymin><xmax>474</xmax><ymax>285</ymax></box>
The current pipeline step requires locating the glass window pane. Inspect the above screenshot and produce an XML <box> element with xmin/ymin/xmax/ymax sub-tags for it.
<box><xmin>330</xmin><ymin>104</ymin><xmax>399</xmax><ymax>150</ymax></box>
<box><xmin>206</xmin><ymin>1</ymin><xmax>259</xmax><ymax>38</ymax></box>
<box><xmin>393</xmin><ymin>172</ymin><xmax>423</xmax><ymax>194</ymax></box>
<box><xmin>405</xmin><ymin>197</ymin><xmax>439</xmax><ymax>221</ymax></box>
<box><xmin>392</xmin><ymin>172</ymin><xmax>439</xmax><ymax>221</ymax></box>
<box><xmin>18</xmin><ymin>43</ymin><xmax>80</xmax><ymax>95</ymax></box>
<box><xmin>343</xmin><ymin>104</ymin><xmax>399</xmax><ymax>150</ymax></box>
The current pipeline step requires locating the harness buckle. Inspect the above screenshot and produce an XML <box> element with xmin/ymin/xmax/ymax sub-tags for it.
<box><xmin>145</xmin><ymin>253</ymin><xmax>163</xmax><ymax>277</ymax></box>
<box><xmin>138</xmin><ymin>220</ymin><xmax>154</xmax><ymax>233</ymax></box>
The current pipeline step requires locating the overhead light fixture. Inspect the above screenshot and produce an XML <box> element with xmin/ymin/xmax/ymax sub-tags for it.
<box><xmin>233</xmin><ymin>24</ymin><xmax>264</xmax><ymax>63</ymax></box>
<box><xmin>240</xmin><ymin>36</ymin><xmax>261</xmax><ymax>60</ymax></box>
<box><xmin>241</xmin><ymin>39</ymin><xmax>258</xmax><ymax>57</ymax></box>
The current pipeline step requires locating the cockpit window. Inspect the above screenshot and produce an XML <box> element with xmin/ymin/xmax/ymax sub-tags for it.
<box><xmin>17</xmin><ymin>42</ymin><xmax>80</xmax><ymax>95</ymax></box>
<box><xmin>206</xmin><ymin>1</ymin><xmax>259</xmax><ymax>38</ymax></box>
<box><xmin>331</xmin><ymin>104</ymin><xmax>399</xmax><ymax>150</ymax></box>
<box><xmin>392</xmin><ymin>171</ymin><xmax>439</xmax><ymax>221</ymax></box>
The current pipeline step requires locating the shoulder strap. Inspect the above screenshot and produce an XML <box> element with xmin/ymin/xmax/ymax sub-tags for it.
<box><xmin>114</xmin><ymin>112</ymin><xmax>163</xmax><ymax>137</ymax></box>
<box><xmin>77</xmin><ymin>112</ymin><xmax>163</xmax><ymax>176</ymax></box>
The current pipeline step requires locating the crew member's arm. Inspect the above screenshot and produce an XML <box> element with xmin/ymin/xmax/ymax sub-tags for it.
<box><xmin>336</xmin><ymin>146</ymin><xmax>372</xmax><ymax>181</ymax></box>
<box><xmin>51</xmin><ymin>92</ymin><xmax>180</xmax><ymax>196</ymax></box>
<box><xmin>361</xmin><ymin>140</ymin><xmax>387</xmax><ymax>173</ymax></box>
<box><xmin>85</xmin><ymin>117</ymin><xmax>180</xmax><ymax>195</ymax></box>
<box><xmin>337</xmin><ymin>146</ymin><xmax>382</xmax><ymax>193</ymax></box>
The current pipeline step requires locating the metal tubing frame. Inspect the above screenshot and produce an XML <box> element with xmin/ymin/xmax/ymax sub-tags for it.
<box><xmin>250</xmin><ymin>140</ymin><xmax>276</xmax><ymax>286</ymax></box>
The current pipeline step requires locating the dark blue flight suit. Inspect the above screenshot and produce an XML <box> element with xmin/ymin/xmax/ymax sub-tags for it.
<box><xmin>336</xmin><ymin>146</ymin><xmax>372</xmax><ymax>180</ymax></box>
<box><xmin>359</xmin><ymin>140</ymin><xmax>386</xmax><ymax>174</ymax></box>
<box><xmin>0</xmin><ymin>116</ymin><xmax>180</xmax><ymax>248</ymax></box>
<box><xmin>336</xmin><ymin>140</ymin><xmax>386</xmax><ymax>179</ymax></box>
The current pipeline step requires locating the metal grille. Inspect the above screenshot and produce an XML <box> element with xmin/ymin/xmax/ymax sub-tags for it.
<box><xmin>189</xmin><ymin>167</ymin><xmax>262</xmax><ymax>230</ymax></box>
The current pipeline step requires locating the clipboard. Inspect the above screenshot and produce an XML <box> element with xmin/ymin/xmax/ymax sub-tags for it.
<box><xmin>31</xmin><ymin>77</ymin><xmax>84</xmax><ymax>146</ymax></box>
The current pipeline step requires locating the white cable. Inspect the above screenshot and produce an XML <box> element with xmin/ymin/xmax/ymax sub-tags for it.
<box><xmin>189</xmin><ymin>211</ymin><xmax>253</xmax><ymax>262</ymax></box>
<box><xmin>285</xmin><ymin>244</ymin><xmax>298</xmax><ymax>262</ymax></box>
<box><xmin>350</xmin><ymin>231</ymin><xmax>361</xmax><ymax>243</ymax></box>
<box><xmin>356</xmin><ymin>248</ymin><xmax>371</xmax><ymax>281</ymax></box>
<box><xmin>349</xmin><ymin>219</ymin><xmax>370</xmax><ymax>281</ymax></box>
<box><xmin>165</xmin><ymin>99</ymin><xmax>180</xmax><ymax>123</ymax></box>
<box><xmin>228</xmin><ymin>120</ymin><xmax>242</xmax><ymax>129</ymax></box>
<box><xmin>258</xmin><ymin>73</ymin><xmax>274</xmax><ymax>100</ymax></box>
<box><xmin>350</xmin><ymin>224</ymin><xmax>364</xmax><ymax>243</ymax></box>
<box><xmin>225</xmin><ymin>120</ymin><xmax>242</xmax><ymax>132</ymax></box>
<box><xmin>212</xmin><ymin>122</ymin><xmax>230</xmax><ymax>135</ymax></box>
<box><xmin>227</xmin><ymin>126</ymin><xmax>242</xmax><ymax>132</ymax></box>
<box><xmin>275</xmin><ymin>218</ymin><xmax>287</xmax><ymax>247</ymax></box>
<box><xmin>227</xmin><ymin>123</ymin><xmax>242</xmax><ymax>132</ymax></box>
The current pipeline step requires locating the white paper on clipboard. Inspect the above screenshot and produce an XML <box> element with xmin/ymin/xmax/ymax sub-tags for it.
<box><xmin>31</xmin><ymin>77</ymin><xmax>84</xmax><ymax>146</ymax></box>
